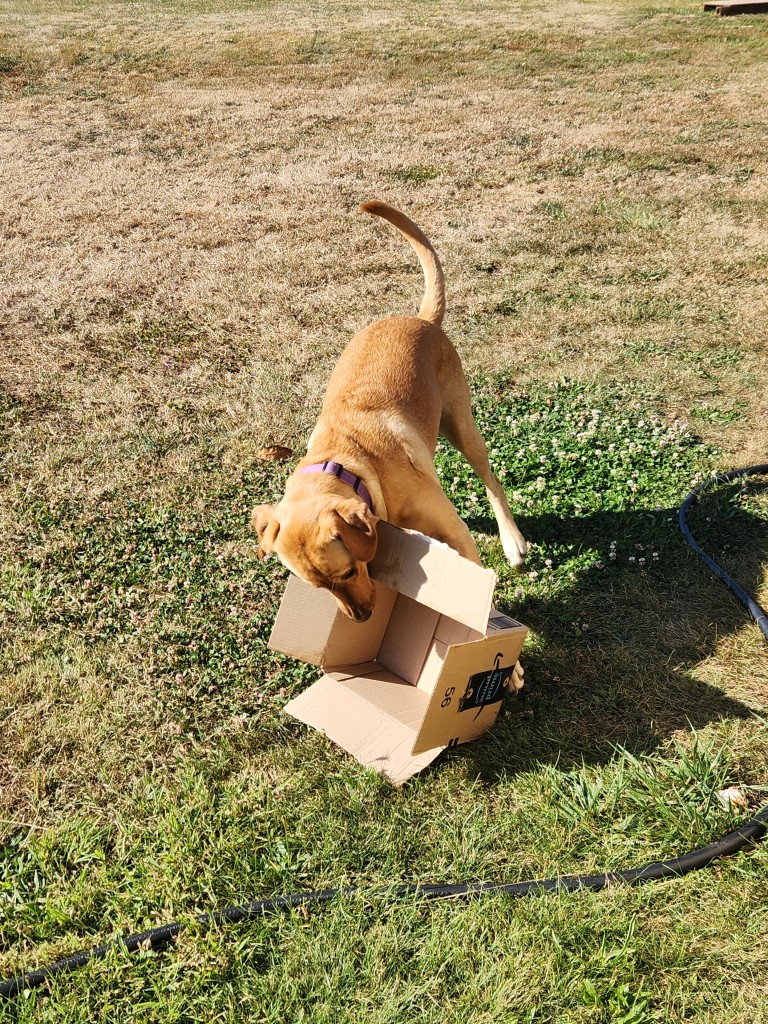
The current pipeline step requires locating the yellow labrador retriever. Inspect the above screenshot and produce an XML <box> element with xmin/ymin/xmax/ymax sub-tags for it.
<box><xmin>253</xmin><ymin>201</ymin><xmax>527</xmax><ymax>623</ymax></box>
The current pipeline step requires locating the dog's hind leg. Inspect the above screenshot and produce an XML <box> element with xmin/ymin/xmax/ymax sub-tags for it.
<box><xmin>439</xmin><ymin>379</ymin><xmax>527</xmax><ymax>569</ymax></box>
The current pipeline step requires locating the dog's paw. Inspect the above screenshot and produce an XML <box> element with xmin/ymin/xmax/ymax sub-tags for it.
<box><xmin>502</xmin><ymin>535</ymin><xmax>527</xmax><ymax>569</ymax></box>
<box><xmin>510</xmin><ymin>660</ymin><xmax>524</xmax><ymax>692</ymax></box>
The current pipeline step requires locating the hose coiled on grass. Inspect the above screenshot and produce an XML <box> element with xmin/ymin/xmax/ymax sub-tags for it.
<box><xmin>2</xmin><ymin>464</ymin><xmax>767</xmax><ymax>999</ymax></box>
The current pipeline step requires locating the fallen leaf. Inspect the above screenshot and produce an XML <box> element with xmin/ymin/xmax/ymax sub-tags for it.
<box><xmin>257</xmin><ymin>445</ymin><xmax>293</xmax><ymax>461</ymax></box>
<box><xmin>716</xmin><ymin>786</ymin><xmax>748</xmax><ymax>811</ymax></box>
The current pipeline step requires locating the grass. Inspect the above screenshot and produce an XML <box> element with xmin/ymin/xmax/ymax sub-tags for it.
<box><xmin>1</xmin><ymin>0</ymin><xmax>768</xmax><ymax>1020</ymax></box>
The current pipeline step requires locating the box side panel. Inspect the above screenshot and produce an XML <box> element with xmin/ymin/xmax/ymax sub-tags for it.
<box><xmin>415</xmin><ymin>638</ymin><xmax>448</xmax><ymax>696</ymax></box>
<box><xmin>267</xmin><ymin>574</ymin><xmax>341</xmax><ymax>665</ymax></box>
<box><xmin>377</xmin><ymin>594</ymin><xmax>440</xmax><ymax>685</ymax></box>
<box><xmin>284</xmin><ymin>675</ymin><xmax>442</xmax><ymax>785</ymax></box>
<box><xmin>370</xmin><ymin>522</ymin><xmax>496</xmax><ymax>633</ymax></box>
<box><xmin>411</xmin><ymin>626</ymin><xmax>528</xmax><ymax>755</ymax></box>
<box><xmin>434</xmin><ymin>614</ymin><xmax>482</xmax><ymax>646</ymax></box>
<box><xmin>321</xmin><ymin>582</ymin><xmax>397</xmax><ymax>669</ymax></box>
<box><xmin>414</xmin><ymin>700</ymin><xmax>503</xmax><ymax>758</ymax></box>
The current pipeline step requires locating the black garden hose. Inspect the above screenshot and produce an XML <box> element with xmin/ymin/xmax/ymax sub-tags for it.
<box><xmin>679</xmin><ymin>463</ymin><xmax>768</xmax><ymax>641</ymax></box>
<box><xmin>2</xmin><ymin>464</ymin><xmax>767</xmax><ymax>999</ymax></box>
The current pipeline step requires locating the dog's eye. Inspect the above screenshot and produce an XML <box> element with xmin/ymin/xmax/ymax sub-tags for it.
<box><xmin>340</xmin><ymin>568</ymin><xmax>356</xmax><ymax>581</ymax></box>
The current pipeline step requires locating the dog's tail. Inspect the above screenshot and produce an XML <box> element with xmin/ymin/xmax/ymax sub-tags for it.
<box><xmin>360</xmin><ymin>200</ymin><xmax>446</xmax><ymax>326</ymax></box>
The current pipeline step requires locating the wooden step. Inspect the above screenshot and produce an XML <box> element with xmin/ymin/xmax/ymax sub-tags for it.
<box><xmin>703</xmin><ymin>0</ymin><xmax>768</xmax><ymax>14</ymax></box>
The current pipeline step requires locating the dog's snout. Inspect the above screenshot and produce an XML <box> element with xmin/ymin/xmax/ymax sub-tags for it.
<box><xmin>354</xmin><ymin>607</ymin><xmax>373</xmax><ymax>623</ymax></box>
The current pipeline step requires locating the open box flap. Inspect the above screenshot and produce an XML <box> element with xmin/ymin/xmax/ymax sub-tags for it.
<box><xmin>285</xmin><ymin>671</ymin><xmax>445</xmax><ymax>784</ymax></box>
<box><xmin>268</xmin><ymin>575</ymin><xmax>396</xmax><ymax>668</ymax></box>
<box><xmin>369</xmin><ymin>522</ymin><xmax>496</xmax><ymax>634</ymax></box>
<box><xmin>267</xmin><ymin>574</ymin><xmax>339</xmax><ymax>666</ymax></box>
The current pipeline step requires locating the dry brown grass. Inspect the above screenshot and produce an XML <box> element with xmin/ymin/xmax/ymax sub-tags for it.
<box><xmin>2</xmin><ymin>1</ymin><xmax>767</xmax><ymax>508</ymax></box>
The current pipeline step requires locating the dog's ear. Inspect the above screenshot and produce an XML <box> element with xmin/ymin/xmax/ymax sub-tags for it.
<box><xmin>332</xmin><ymin>500</ymin><xmax>378</xmax><ymax>563</ymax></box>
<box><xmin>252</xmin><ymin>504</ymin><xmax>281</xmax><ymax>560</ymax></box>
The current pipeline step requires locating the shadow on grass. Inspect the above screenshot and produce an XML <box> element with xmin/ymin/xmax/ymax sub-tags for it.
<box><xmin>453</xmin><ymin>483</ymin><xmax>767</xmax><ymax>783</ymax></box>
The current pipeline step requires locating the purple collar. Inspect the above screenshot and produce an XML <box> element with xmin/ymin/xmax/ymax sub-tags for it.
<box><xmin>299</xmin><ymin>460</ymin><xmax>374</xmax><ymax>512</ymax></box>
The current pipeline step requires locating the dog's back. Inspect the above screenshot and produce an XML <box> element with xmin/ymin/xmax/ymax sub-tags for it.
<box><xmin>252</xmin><ymin>200</ymin><xmax>527</xmax><ymax>626</ymax></box>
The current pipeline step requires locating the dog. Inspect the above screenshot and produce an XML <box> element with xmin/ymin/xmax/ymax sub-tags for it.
<box><xmin>252</xmin><ymin>201</ymin><xmax>527</xmax><ymax>624</ymax></box>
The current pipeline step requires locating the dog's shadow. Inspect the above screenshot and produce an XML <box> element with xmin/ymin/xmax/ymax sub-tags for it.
<box><xmin>455</xmin><ymin>481</ymin><xmax>767</xmax><ymax>782</ymax></box>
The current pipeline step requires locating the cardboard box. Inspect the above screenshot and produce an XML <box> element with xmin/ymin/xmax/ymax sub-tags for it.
<box><xmin>268</xmin><ymin>521</ymin><xmax>528</xmax><ymax>784</ymax></box>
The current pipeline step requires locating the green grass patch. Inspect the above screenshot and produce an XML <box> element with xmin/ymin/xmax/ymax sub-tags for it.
<box><xmin>0</xmin><ymin>51</ymin><xmax>22</xmax><ymax>75</ymax></box>
<box><xmin>438</xmin><ymin>377</ymin><xmax>710</xmax><ymax>519</ymax></box>
<box><xmin>386</xmin><ymin>165</ymin><xmax>442</xmax><ymax>184</ymax></box>
<box><xmin>2</xmin><ymin>328</ymin><xmax>767</xmax><ymax>1024</ymax></box>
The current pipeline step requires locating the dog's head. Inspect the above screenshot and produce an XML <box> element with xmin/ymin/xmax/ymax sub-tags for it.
<box><xmin>252</xmin><ymin>498</ymin><xmax>379</xmax><ymax>622</ymax></box>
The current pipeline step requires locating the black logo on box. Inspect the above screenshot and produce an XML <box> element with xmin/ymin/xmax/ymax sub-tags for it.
<box><xmin>458</xmin><ymin>653</ymin><xmax>513</xmax><ymax>720</ymax></box>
